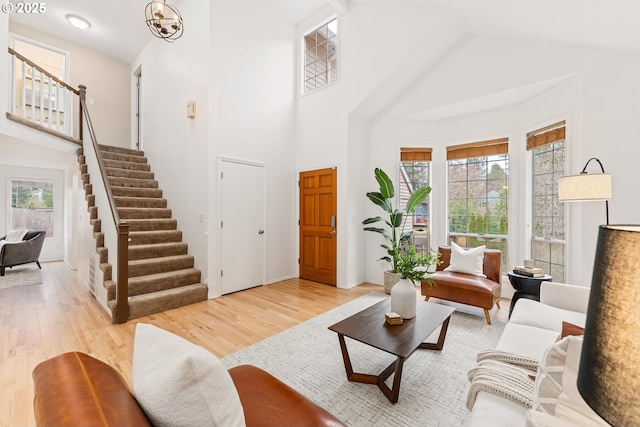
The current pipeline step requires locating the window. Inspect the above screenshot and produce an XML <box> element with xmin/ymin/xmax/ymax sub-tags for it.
<box><xmin>528</xmin><ymin>121</ymin><xmax>566</xmax><ymax>281</ymax></box>
<box><xmin>303</xmin><ymin>18</ymin><xmax>337</xmax><ymax>94</ymax></box>
<box><xmin>10</xmin><ymin>179</ymin><xmax>54</xmax><ymax>237</ymax></box>
<box><xmin>400</xmin><ymin>148</ymin><xmax>431</xmax><ymax>254</ymax></box>
<box><xmin>447</xmin><ymin>139</ymin><xmax>509</xmax><ymax>271</ymax></box>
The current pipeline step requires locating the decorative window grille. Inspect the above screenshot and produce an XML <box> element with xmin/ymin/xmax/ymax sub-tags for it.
<box><xmin>528</xmin><ymin>121</ymin><xmax>566</xmax><ymax>281</ymax></box>
<box><xmin>446</xmin><ymin>138</ymin><xmax>509</xmax><ymax>272</ymax></box>
<box><xmin>303</xmin><ymin>18</ymin><xmax>338</xmax><ymax>94</ymax></box>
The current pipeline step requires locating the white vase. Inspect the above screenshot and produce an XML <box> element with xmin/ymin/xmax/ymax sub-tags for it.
<box><xmin>390</xmin><ymin>278</ymin><xmax>417</xmax><ymax>319</ymax></box>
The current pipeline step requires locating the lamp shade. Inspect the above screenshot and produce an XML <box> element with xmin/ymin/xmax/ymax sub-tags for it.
<box><xmin>578</xmin><ymin>225</ymin><xmax>640</xmax><ymax>426</ymax></box>
<box><xmin>558</xmin><ymin>173</ymin><xmax>612</xmax><ymax>201</ymax></box>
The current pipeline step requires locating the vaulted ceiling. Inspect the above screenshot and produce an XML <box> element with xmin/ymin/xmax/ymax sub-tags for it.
<box><xmin>9</xmin><ymin>0</ymin><xmax>640</xmax><ymax>64</ymax></box>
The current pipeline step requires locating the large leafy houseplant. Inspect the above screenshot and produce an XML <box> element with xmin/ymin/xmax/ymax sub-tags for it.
<box><xmin>362</xmin><ymin>168</ymin><xmax>431</xmax><ymax>275</ymax></box>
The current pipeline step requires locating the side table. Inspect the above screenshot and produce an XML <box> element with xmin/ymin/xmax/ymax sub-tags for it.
<box><xmin>507</xmin><ymin>271</ymin><xmax>552</xmax><ymax>317</ymax></box>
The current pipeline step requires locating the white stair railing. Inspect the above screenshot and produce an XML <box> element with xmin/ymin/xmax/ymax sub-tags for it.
<box><xmin>7</xmin><ymin>47</ymin><xmax>80</xmax><ymax>142</ymax></box>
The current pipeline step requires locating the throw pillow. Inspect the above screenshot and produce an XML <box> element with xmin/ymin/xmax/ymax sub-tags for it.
<box><xmin>5</xmin><ymin>230</ymin><xmax>27</xmax><ymax>242</ymax></box>
<box><xmin>444</xmin><ymin>242</ymin><xmax>486</xmax><ymax>277</ymax></box>
<box><xmin>132</xmin><ymin>323</ymin><xmax>246</xmax><ymax>427</ymax></box>
<box><xmin>532</xmin><ymin>335</ymin><xmax>575</xmax><ymax>415</ymax></box>
<box><xmin>553</xmin><ymin>336</ymin><xmax>610</xmax><ymax>427</ymax></box>
<box><xmin>560</xmin><ymin>321</ymin><xmax>584</xmax><ymax>339</ymax></box>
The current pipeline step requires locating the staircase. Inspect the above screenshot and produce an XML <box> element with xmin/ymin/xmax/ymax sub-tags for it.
<box><xmin>78</xmin><ymin>144</ymin><xmax>208</xmax><ymax>321</ymax></box>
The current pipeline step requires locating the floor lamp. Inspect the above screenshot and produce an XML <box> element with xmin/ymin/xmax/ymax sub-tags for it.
<box><xmin>558</xmin><ymin>157</ymin><xmax>612</xmax><ymax>224</ymax></box>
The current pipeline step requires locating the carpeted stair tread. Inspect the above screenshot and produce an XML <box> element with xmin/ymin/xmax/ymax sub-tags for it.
<box><xmin>118</xmin><ymin>207</ymin><xmax>172</xmax><ymax>219</ymax></box>
<box><xmin>108</xmin><ymin>176</ymin><xmax>158</xmax><ymax>189</ymax></box>
<box><xmin>106</xmin><ymin>268</ymin><xmax>201</xmax><ymax>299</ymax></box>
<box><xmin>99</xmin><ymin>144</ymin><xmax>144</xmax><ymax>157</ymax></box>
<box><xmin>123</xmin><ymin>218</ymin><xmax>178</xmax><ymax>231</ymax></box>
<box><xmin>111</xmin><ymin>186</ymin><xmax>162</xmax><ymax>198</ymax></box>
<box><xmin>128</xmin><ymin>254</ymin><xmax>195</xmax><ymax>277</ymax></box>
<box><xmin>106</xmin><ymin>167</ymin><xmax>154</xmax><ymax>180</ymax></box>
<box><xmin>78</xmin><ymin>143</ymin><xmax>208</xmax><ymax>321</ymax></box>
<box><xmin>128</xmin><ymin>242</ymin><xmax>188</xmax><ymax>260</ymax></box>
<box><xmin>114</xmin><ymin>196</ymin><xmax>167</xmax><ymax>208</ymax></box>
<box><xmin>101</xmin><ymin>151</ymin><xmax>148</xmax><ymax>164</ymax></box>
<box><xmin>128</xmin><ymin>230</ymin><xmax>182</xmax><ymax>245</ymax></box>
<box><xmin>110</xmin><ymin>283</ymin><xmax>208</xmax><ymax>320</ymax></box>
<box><xmin>103</xmin><ymin>159</ymin><xmax>151</xmax><ymax>172</ymax></box>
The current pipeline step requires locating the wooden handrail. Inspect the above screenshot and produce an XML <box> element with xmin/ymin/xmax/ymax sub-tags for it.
<box><xmin>79</xmin><ymin>94</ymin><xmax>129</xmax><ymax>323</ymax></box>
<box><xmin>8</xmin><ymin>47</ymin><xmax>79</xmax><ymax>94</ymax></box>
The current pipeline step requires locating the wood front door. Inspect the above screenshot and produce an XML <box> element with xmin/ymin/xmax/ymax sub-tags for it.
<box><xmin>299</xmin><ymin>167</ymin><xmax>337</xmax><ymax>286</ymax></box>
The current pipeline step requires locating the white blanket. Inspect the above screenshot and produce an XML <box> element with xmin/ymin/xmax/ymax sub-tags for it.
<box><xmin>5</xmin><ymin>230</ymin><xmax>28</xmax><ymax>242</ymax></box>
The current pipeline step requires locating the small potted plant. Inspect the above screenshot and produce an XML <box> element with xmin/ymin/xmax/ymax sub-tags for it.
<box><xmin>362</xmin><ymin>167</ymin><xmax>431</xmax><ymax>293</ymax></box>
<box><xmin>391</xmin><ymin>245</ymin><xmax>441</xmax><ymax>319</ymax></box>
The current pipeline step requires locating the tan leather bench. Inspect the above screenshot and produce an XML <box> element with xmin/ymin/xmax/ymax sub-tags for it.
<box><xmin>421</xmin><ymin>246</ymin><xmax>502</xmax><ymax>324</ymax></box>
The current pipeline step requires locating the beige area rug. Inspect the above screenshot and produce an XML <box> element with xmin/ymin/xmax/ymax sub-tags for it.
<box><xmin>0</xmin><ymin>265</ymin><xmax>42</xmax><ymax>290</ymax></box>
<box><xmin>223</xmin><ymin>292</ymin><xmax>506</xmax><ymax>427</ymax></box>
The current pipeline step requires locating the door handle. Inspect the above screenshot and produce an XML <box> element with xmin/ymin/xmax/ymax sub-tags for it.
<box><xmin>330</xmin><ymin>230</ymin><xmax>336</xmax><ymax>235</ymax></box>
<box><xmin>258</xmin><ymin>230</ymin><xmax>265</xmax><ymax>235</ymax></box>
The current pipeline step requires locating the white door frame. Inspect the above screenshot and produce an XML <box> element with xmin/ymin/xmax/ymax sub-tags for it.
<box><xmin>217</xmin><ymin>156</ymin><xmax>267</xmax><ymax>295</ymax></box>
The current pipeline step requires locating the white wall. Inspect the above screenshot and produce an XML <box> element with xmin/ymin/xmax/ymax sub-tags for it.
<box><xmin>367</xmin><ymin>36</ymin><xmax>640</xmax><ymax>287</ymax></box>
<box><xmin>296</xmin><ymin>2</ymin><xmax>465</xmax><ymax>288</ymax></box>
<box><xmin>132</xmin><ymin>0</ymin><xmax>297</xmax><ymax>297</ymax></box>
<box><xmin>210</xmin><ymin>0</ymin><xmax>297</xmax><ymax>291</ymax></box>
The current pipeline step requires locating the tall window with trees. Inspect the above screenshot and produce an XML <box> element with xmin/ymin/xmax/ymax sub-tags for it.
<box><xmin>303</xmin><ymin>17</ymin><xmax>338</xmax><ymax>94</ymax></box>
<box><xmin>527</xmin><ymin>121</ymin><xmax>566</xmax><ymax>281</ymax></box>
<box><xmin>10</xmin><ymin>179</ymin><xmax>54</xmax><ymax>237</ymax></box>
<box><xmin>447</xmin><ymin>138</ymin><xmax>509</xmax><ymax>271</ymax></box>
<box><xmin>400</xmin><ymin>147</ymin><xmax>431</xmax><ymax>254</ymax></box>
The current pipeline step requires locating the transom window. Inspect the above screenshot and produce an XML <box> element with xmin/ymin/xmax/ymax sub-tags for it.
<box><xmin>528</xmin><ymin>121</ymin><xmax>566</xmax><ymax>281</ymax></box>
<box><xmin>303</xmin><ymin>18</ymin><xmax>338</xmax><ymax>94</ymax></box>
<box><xmin>447</xmin><ymin>139</ymin><xmax>509</xmax><ymax>272</ymax></box>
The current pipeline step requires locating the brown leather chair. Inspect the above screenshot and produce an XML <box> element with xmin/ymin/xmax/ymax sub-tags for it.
<box><xmin>33</xmin><ymin>352</ymin><xmax>345</xmax><ymax>427</ymax></box>
<box><xmin>421</xmin><ymin>246</ymin><xmax>502</xmax><ymax>324</ymax></box>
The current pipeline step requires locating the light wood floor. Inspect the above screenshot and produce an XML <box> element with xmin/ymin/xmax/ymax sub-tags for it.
<box><xmin>0</xmin><ymin>261</ymin><xmax>380</xmax><ymax>426</ymax></box>
<box><xmin>0</xmin><ymin>262</ymin><xmax>509</xmax><ymax>426</ymax></box>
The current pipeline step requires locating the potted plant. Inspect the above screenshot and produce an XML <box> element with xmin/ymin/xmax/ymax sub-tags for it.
<box><xmin>362</xmin><ymin>167</ymin><xmax>431</xmax><ymax>293</ymax></box>
<box><xmin>396</xmin><ymin>245</ymin><xmax>441</xmax><ymax>286</ymax></box>
<box><xmin>390</xmin><ymin>245</ymin><xmax>443</xmax><ymax>319</ymax></box>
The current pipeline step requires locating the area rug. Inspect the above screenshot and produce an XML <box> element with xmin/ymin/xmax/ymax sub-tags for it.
<box><xmin>222</xmin><ymin>292</ymin><xmax>506</xmax><ymax>427</ymax></box>
<box><xmin>0</xmin><ymin>266</ymin><xmax>42</xmax><ymax>290</ymax></box>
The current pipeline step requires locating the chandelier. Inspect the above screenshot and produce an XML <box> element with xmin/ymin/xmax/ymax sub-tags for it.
<box><xmin>145</xmin><ymin>1</ymin><xmax>184</xmax><ymax>42</ymax></box>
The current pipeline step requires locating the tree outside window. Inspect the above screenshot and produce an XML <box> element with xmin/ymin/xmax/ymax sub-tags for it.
<box><xmin>530</xmin><ymin>129</ymin><xmax>566</xmax><ymax>281</ymax></box>
<box><xmin>10</xmin><ymin>179</ymin><xmax>54</xmax><ymax>237</ymax></box>
<box><xmin>448</xmin><ymin>153</ymin><xmax>509</xmax><ymax>272</ymax></box>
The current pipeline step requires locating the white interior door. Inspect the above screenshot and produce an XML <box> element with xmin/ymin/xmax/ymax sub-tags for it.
<box><xmin>220</xmin><ymin>159</ymin><xmax>266</xmax><ymax>294</ymax></box>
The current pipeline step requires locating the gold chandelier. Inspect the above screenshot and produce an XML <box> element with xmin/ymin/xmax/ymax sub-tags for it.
<box><xmin>145</xmin><ymin>1</ymin><xmax>184</xmax><ymax>42</ymax></box>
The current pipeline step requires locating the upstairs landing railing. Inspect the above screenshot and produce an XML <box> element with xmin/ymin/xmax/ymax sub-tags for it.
<box><xmin>7</xmin><ymin>47</ymin><xmax>80</xmax><ymax>144</ymax></box>
<box><xmin>6</xmin><ymin>47</ymin><xmax>130</xmax><ymax>323</ymax></box>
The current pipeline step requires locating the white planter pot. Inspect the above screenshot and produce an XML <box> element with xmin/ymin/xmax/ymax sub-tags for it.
<box><xmin>390</xmin><ymin>278</ymin><xmax>417</xmax><ymax>319</ymax></box>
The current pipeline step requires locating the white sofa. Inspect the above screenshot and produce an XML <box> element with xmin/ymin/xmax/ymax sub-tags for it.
<box><xmin>466</xmin><ymin>281</ymin><xmax>610</xmax><ymax>427</ymax></box>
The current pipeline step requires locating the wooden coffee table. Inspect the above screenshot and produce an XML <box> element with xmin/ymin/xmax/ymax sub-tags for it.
<box><xmin>328</xmin><ymin>298</ymin><xmax>455</xmax><ymax>403</ymax></box>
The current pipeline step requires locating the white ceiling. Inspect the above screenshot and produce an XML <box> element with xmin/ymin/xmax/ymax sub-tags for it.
<box><xmin>9</xmin><ymin>0</ymin><xmax>640</xmax><ymax>66</ymax></box>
